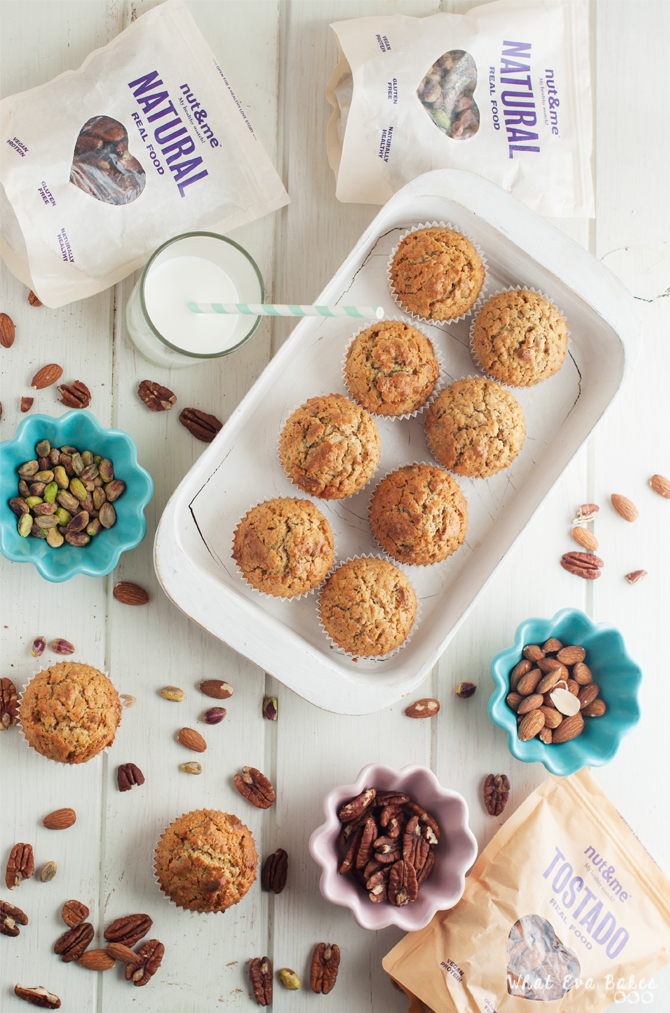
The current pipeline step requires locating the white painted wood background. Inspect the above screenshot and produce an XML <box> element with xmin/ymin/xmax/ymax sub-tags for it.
<box><xmin>1</xmin><ymin>1</ymin><xmax>669</xmax><ymax>1011</ymax></box>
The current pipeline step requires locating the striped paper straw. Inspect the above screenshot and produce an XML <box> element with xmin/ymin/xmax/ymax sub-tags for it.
<box><xmin>187</xmin><ymin>302</ymin><xmax>384</xmax><ymax>319</ymax></box>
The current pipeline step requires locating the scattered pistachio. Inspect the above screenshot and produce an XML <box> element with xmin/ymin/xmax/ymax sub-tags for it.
<box><xmin>31</xmin><ymin>636</ymin><xmax>46</xmax><ymax>657</ymax></box>
<box><xmin>279</xmin><ymin>968</ymin><xmax>300</xmax><ymax>990</ymax></box>
<box><xmin>52</xmin><ymin>639</ymin><xmax>75</xmax><ymax>655</ymax></box>
<box><xmin>456</xmin><ymin>681</ymin><xmax>477</xmax><ymax>699</ymax></box>
<box><xmin>40</xmin><ymin>861</ymin><xmax>57</xmax><ymax>883</ymax></box>
<box><xmin>181</xmin><ymin>761</ymin><xmax>202</xmax><ymax>775</ymax></box>
<box><xmin>160</xmin><ymin>686</ymin><xmax>185</xmax><ymax>702</ymax></box>
<box><xmin>120</xmin><ymin>694</ymin><xmax>136</xmax><ymax>708</ymax></box>
<box><xmin>202</xmin><ymin>707</ymin><xmax>226</xmax><ymax>725</ymax></box>
<box><xmin>262</xmin><ymin>696</ymin><xmax>278</xmax><ymax>721</ymax></box>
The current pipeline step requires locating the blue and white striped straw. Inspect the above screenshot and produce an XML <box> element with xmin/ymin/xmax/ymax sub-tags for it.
<box><xmin>187</xmin><ymin>302</ymin><xmax>384</xmax><ymax>320</ymax></box>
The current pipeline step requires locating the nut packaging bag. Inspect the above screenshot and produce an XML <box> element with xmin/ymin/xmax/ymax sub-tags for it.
<box><xmin>383</xmin><ymin>768</ymin><xmax>670</xmax><ymax>1012</ymax></box>
<box><xmin>327</xmin><ymin>0</ymin><xmax>593</xmax><ymax>217</ymax></box>
<box><xmin>0</xmin><ymin>0</ymin><xmax>288</xmax><ymax>307</ymax></box>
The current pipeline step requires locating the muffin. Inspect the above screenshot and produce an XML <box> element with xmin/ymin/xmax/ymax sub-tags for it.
<box><xmin>369</xmin><ymin>464</ymin><xmax>468</xmax><ymax>565</ymax></box>
<box><xmin>154</xmin><ymin>809</ymin><xmax>257</xmax><ymax>913</ymax></box>
<box><xmin>19</xmin><ymin>662</ymin><xmax>121</xmax><ymax>764</ymax></box>
<box><xmin>424</xmin><ymin>377</ymin><xmax>525</xmax><ymax>479</ymax></box>
<box><xmin>471</xmin><ymin>290</ymin><xmax>568</xmax><ymax>386</ymax></box>
<box><xmin>318</xmin><ymin>557</ymin><xmax>417</xmax><ymax>657</ymax></box>
<box><xmin>344</xmin><ymin>320</ymin><xmax>439</xmax><ymax>416</ymax></box>
<box><xmin>389</xmin><ymin>227</ymin><xmax>484</xmax><ymax>322</ymax></box>
<box><xmin>232</xmin><ymin>497</ymin><xmax>334</xmax><ymax>597</ymax></box>
<box><xmin>279</xmin><ymin>394</ymin><xmax>381</xmax><ymax>499</ymax></box>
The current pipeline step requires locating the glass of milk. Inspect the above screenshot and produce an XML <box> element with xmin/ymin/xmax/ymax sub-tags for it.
<box><xmin>125</xmin><ymin>232</ymin><xmax>264</xmax><ymax>368</ymax></box>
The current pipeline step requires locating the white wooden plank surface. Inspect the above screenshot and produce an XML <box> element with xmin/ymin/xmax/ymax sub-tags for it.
<box><xmin>1</xmin><ymin>1</ymin><xmax>668</xmax><ymax>1012</ymax></box>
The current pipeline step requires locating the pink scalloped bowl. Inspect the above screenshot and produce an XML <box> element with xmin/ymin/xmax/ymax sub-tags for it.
<box><xmin>309</xmin><ymin>762</ymin><xmax>478</xmax><ymax>931</ymax></box>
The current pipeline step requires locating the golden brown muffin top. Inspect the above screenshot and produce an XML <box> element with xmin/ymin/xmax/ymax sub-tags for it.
<box><xmin>369</xmin><ymin>464</ymin><xmax>468</xmax><ymax>565</ymax></box>
<box><xmin>19</xmin><ymin>662</ymin><xmax>122</xmax><ymax>764</ymax></box>
<box><xmin>318</xmin><ymin>557</ymin><xmax>417</xmax><ymax>657</ymax></box>
<box><xmin>472</xmin><ymin>290</ymin><xmax>568</xmax><ymax>386</ymax></box>
<box><xmin>232</xmin><ymin>497</ymin><xmax>334</xmax><ymax>597</ymax></box>
<box><xmin>390</xmin><ymin>227</ymin><xmax>484</xmax><ymax>321</ymax></box>
<box><xmin>424</xmin><ymin>377</ymin><xmax>525</xmax><ymax>479</ymax></box>
<box><xmin>154</xmin><ymin>809</ymin><xmax>257</xmax><ymax>913</ymax></box>
<box><xmin>344</xmin><ymin>320</ymin><xmax>439</xmax><ymax>416</ymax></box>
<box><xmin>279</xmin><ymin>394</ymin><xmax>381</xmax><ymax>499</ymax></box>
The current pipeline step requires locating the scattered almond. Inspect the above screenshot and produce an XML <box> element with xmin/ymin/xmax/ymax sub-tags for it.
<box><xmin>31</xmin><ymin>363</ymin><xmax>63</xmax><ymax>389</ymax></box>
<box><xmin>42</xmin><ymin>808</ymin><xmax>76</xmax><ymax>830</ymax></box>
<box><xmin>571</xmin><ymin>526</ymin><xmax>599</xmax><ymax>551</ymax></box>
<box><xmin>177</xmin><ymin>727</ymin><xmax>207</xmax><ymax>752</ymax></box>
<box><xmin>113</xmin><ymin>581</ymin><xmax>149</xmax><ymax>605</ymax></box>
<box><xmin>28</xmin><ymin>290</ymin><xmax>42</xmax><ymax>307</ymax></box>
<box><xmin>79</xmin><ymin>949</ymin><xmax>116</xmax><ymax>971</ymax></box>
<box><xmin>611</xmin><ymin>493</ymin><xmax>638</xmax><ymax>522</ymax></box>
<box><xmin>404</xmin><ymin>698</ymin><xmax>440</xmax><ymax>718</ymax></box>
<box><xmin>650</xmin><ymin>474</ymin><xmax>670</xmax><ymax>499</ymax></box>
<box><xmin>106</xmin><ymin>942</ymin><xmax>137</xmax><ymax>962</ymax></box>
<box><xmin>0</xmin><ymin>313</ymin><xmax>16</xmax><ymax>348</ymax></box>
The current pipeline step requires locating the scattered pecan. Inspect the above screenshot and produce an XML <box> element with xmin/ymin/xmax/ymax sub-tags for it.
<box><xmin>234</xmin><ymin>766</ymin><xmax>275</xmax><ymax>809</ymax></box>
<box><xmin>21</xmin><ymin>396</ymin><xmax>34</xmax><ymax>413</ymax></box>
<box><xmin>250</xmin><ymin>956</ymin><xmax>273</xmax><ymax>1006</ymax></box>
<box><xmin>14</xmin><ymin>985</ymin><xmax>61</xmax><ymax>1009</ymax></box>
<box><xmin>6</xmin><ymin>843</ymin><xmax>34</xmax><ymax>889</ymax></box>
<box><xmin>0</xmin><ymin>313</ymin><xmax>16</xmax><ymax>347</ymax></box>
<box><xmin>31</xmin><ymin>364</ymin><xmax>63</xmax><ymax>389</ymax></box>
<box><xmin>1</xmin><ymin>899</ymin><xmax>28</xmax><ymax>936</ymax></box>
<box><xmin>179</xmin><ymin>407</ymin><xmax>223</xmax><ymax>442</ymax></box>
<box><xmin>561</xmin><ymin>551</ymin><xmax>604</xmax><ymax>580</ymax></box>
<box><xmin>138</xmin><ymin>380</ymin><xmax>177</xmax><ymax>412</ymax></box>
<box><xmin>388</xmin><ymin>859</ymin><xmax>418</xmax><ymax>906</ymax></box>
<box><xmin>261</xmin><ymin>848</ymin><xmax>288</xmax><ymax>894</ymax></box>
<box><xmin>104</xmin><ymin>913</ymin><xmax>152</xmax><ymax>947</ymax></box>
<box><xmin>125</xmin><ymin>938</ymin><xmax>164</xmax><ymax>986</ymax></box>
<box><xmin>1</xmin><ymin>677</ymin><xmax>18</xmax><ymax>730</ymax></box>
<box><xmin>28</xmin><ymin>290</ymin><xmax>43</xmax><ymax>308</ymax></box>
<box><xmin>483</xmin><ymin>774</ymin><xmax>511</xmax><ymax>816</ymax></box>
<box><xmin>117</xmin><ymin>763</ymin><xmax>145</xmax><ymax>792</ymax></box>
<box><xmin>54</xmin><ymin>922</ymin><xmax>94</xmax><ymax>962</ymax></box>
<box><xmin>62</xmin><ymin>899</ymin><xmax>89</xmax><ymax>927</ymax></box>
<box><xmin>338</xmin><ymin>787</ymin><xmax>376</xmax><ymax>823</ymax></box>
<box><xmin>625</xmin><ymin>569</ymin><xmax>648</xmax><ymax>585</ymax></box>
<box><xmin>310</xmin><ymin>942</ymin><xmax>341</xmax><ymax>994</ymax></box>
<box><xmin>57</xmin><ymin>380</ymin><xmax>91</xmax><ymax>409</ymax></box>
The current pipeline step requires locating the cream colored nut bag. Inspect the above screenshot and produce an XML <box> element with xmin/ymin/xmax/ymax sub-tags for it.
<box><xmin>327</xmin><ymin>0</ymin><xmax>593</xmax><ymax>218</ymax></box>
<box><xmin>0</xmin><ymin>0</ymin><xmax>288</xmax><ymax>307</ymax></box>
<box><xmin>384</xmin><ymin>768</ymin><xmax>670</xmax><ymax>1011</ymax></box>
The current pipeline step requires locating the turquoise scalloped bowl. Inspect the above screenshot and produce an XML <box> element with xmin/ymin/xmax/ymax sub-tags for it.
<box><xmin>0</xmin><ymin>412</ymin><xmax>153</xmax><ymax>582</ymax></box>
<box><xmin>488</xmin><ymin>609</ymin><xmax>642</xmax><ymax>775</ymax></box>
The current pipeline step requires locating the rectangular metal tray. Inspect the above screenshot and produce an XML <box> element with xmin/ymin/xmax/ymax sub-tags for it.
<box><xmin>154</xmin><ymin>169</ymin><xmax>639</xmax><ymax>714</ymax></box>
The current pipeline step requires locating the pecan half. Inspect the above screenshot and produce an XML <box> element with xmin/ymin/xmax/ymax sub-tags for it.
<box><xmin>28</xmin><ymin>290</ymin><xmax>43</xmax><ymax>308</ymax></box>
<box><xmin>138</xmin><ymin>380</ymin><xmax>176</xmax><ymax>412</ymax></box>
<box><xmin>374</xmin><ymin>791</ymin><xmax>409</xmax><ymax>807</ymax></box>
<box><xmin>261</xmin><ymin>848</ymin><xmax>288</xmax><ymax>894</ymax></box>
<box><xmin>338</xmin><ymin>825</ymin><xmax>364</xmax><ymax>875</ymax></box>
<box><xmin>250</xmin><ymin>956</ymin><xmax>273</xmax><ymax>1006</ymax></box>
<box><xmin>62</xmin><ymin>900</ymin><xmax>89</xmax><ymax>927</ymax></box>
<box><xmin>416</xmin><ymin>848</ymin><xmax>435</xmax><ymax>889</ymax></box>
<box><xmin>234</xmin><ymin>766</ymin><xmax>275</xmax><ymax>809</ymax></box>
<box><xmin>388</xmin><ymin>859</ymin><xmax>418</xmax><ymax>906</ymax></box>
<box><xmin>483</xmin><ymin>773</ymin><xmax>511</xmax><ymax>816</ymax></box>
<box><xmin>179</xmin><ymin>407</ymin><xmax>222</xmax><ymax>442</ymax></box>
<box><xmin>561</xmin><ymin>551</ymin><xmax>604</xmax><ymax>580</ymax></box>
<box><xmin>104</xmin><ymin>913</ymin><xmax>152</xmax><ymax>947</ymax></box>
<box><xmin>6</xmin><ymin>843</ymin><xmax>34</xmax><ymax>889</ymax></box>
<box><xmin>1</xmin><ymin>677</ymin><xmax>18</xmax><ymax>730</ymax></box>
<box><xmin>14</xmin><ymin>985</ymin><xmax>61</xmax><ymax>1009</ymax></box>
<box><xmin>403</xmin><ymin>801</ymin><xmax>441</xmax><ymax>839</ymax></box>
<box><xmin>338</xmin><ymin>787</ymin><xmax>376</xmax><ymax>823</ymax></box>
<box><xmin>366</xmin><ymin>869</ymin><xmax>388</xmax><ymax>903</ymax></box>
<box><xmin>354</xmin><ymin>817</ymin><xmax>377</xmax><ymax>870</ymax></box>
<box><xmin>54</xmin><ymin>922</ymin><xmax>94</xmax><ymax>962</ymax></box>
<box><xmin>117</xmin><ymin>763</ymin><xmax>145</xmax><ymax>792</ymax></box>
<box><xmin>125</xmin><ymin>939</ymin><xmax>164</xmax><ymax>986</ymax></box>
<box><xmin>402</xmin><ymin>816</ymin><xmax>429</xmax><ymax>874</ymax></box>
<box><xmin>1</xmin><ymin>899</ymin><xmax>28</xmax><ymax>936</ymax></box>
<box><xmin>310</xmin><ymin>942</ymin><xmax>340</xmax><ymax>994</ymax></box>
<box><xmin>57</xmin><ymin>380</ymin><xmax>91</xmax><ymax>409</ymax></box>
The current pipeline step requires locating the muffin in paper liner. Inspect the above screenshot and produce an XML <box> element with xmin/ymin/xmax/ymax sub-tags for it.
<box><xmin>469</xmin><ymin>286</ymin><xmax>571</xmax><ymax>388</ymax></box>
<box><xmin>18</xmin><ymin>661</ymin><xmax>123</xmax><ymax>766</ymax></box>
<box><xmin>367</xmin><ymin>461</ymin><xmax>468</xmax><ymax>567</ymax></box>
<box><xmin>317</xmin><ymin>554</ymin><xmax>422</xmax><ymax>662</ymax></box>
<box><xmin>387</xmin><ymin>221</ymin><xmax>488</xmax><ymax>327</ymax></box>
<box><xmin>342</xmin><ymin>317</ymin><xmax>445</xmax><ymax>421</ymax></box>
<box><xmin>423</xmin><ymin>375</ymin><xmax>526</xmax><ymax>480</ymax></box>
<box><xmin>231</xmin><ymin>496</ymin><xmax>335</xmax><ymax>601</ymax></box>
<box><xmin>277</xmin><ymin>393</ymin><xmax>381</xmax><ymax>501</ymax></box>
<box><xmin>153</xmin><ymin>808</ymin><xmax>257</xmax><ymax>915</ymax></box>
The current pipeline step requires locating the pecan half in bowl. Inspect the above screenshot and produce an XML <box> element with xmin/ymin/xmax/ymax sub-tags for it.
<box><xmin>309</xmin><ymin>762</ymin><xmax>477</xmax><ymax>932</ymax></box>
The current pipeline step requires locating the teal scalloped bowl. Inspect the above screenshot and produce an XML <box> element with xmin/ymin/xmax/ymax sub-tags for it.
<box><xmin>488</xmin><ymin>609</ymin><xmax>642</xmax><ymax>775</ymax></box>
<box><xmin>0</xmin><ymin>412</ymin><xmax>153</xmax><ymax>582</ymax></box>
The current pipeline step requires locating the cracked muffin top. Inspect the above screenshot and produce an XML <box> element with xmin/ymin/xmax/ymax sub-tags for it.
<box><xmin>154</xmin><ymin>809</ymin><xmax>257</xmax><ymax>913</ymax></box>
<box><xmin>389</xmin><ymin>227</ymin><xmax>484</xmax><ymax>322</ymax></box>
<box><xmin>279</xmin><ymin>394</ymin><xmax>381</xmax><ymax>499</ymax></box>
<box><xmin>344</xmin><ymin>320</ymin><xmax>440</xmax><ymax>416</ymax></box>
<box><xmin>471</xmin><ymin>290</ymin><xmax>568</xmax><ymax>386</ymax></box>
<box><xmin>19</xmin><ymin>662</ymin><xmax>121</xmax><ymax>764</ymax></box>
<box><xmin>318</xmin><ymin>557</ymin><xmax>417</xmax><ymax>657</ymax></box>
<box><xmin>424</xmin><ymin>377</ymin><xmax>525</xmax><ymax>479</ymax></box>
<box><xmin>232</xmin><ymin>497</ymin><xmax>334</xmax><ymax>597</ymax></box>
<box><xmin>369</xmin><ymin>464</ymin><xmax>468</xmax><ymax>565</ymax></box>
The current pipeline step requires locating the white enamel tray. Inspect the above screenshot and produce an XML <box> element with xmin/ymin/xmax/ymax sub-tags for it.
<box><xmin>154</xmin><ymin>169</ymin><xmax>639</xmax><ymax>715</ymax></box>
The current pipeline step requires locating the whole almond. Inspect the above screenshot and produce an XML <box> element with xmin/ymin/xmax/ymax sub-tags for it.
<box><xmin>611</xmin><ymin>493</ymin><xmax>639</xmax><ymax>522</ymax></box>
<box><xmin>518</xmin><ymin>709</ymin><xmax>545</xmax><ymax>742</ymax></box>
<box><xmin>79</xmin><ymin>949</ymin><xmax>115</xmax><ymax>971</ymax></box>
<box><xmin>566</xmin><ymin>679</ymin><xmax>580</xmax><ymax>696</ymax></box>
<box><xmin>539</xmin><ymin>727</ymin><xmax>553</xmax><ymax>745</ymax></box>
<box><xmin>31</xmin><ymin>363</ymin><xmax>63</xmax><ymax>389</ymax></box>
<box><xmin>28</xmin><ymin>290</ymin><xmax>42</xmax><ymax>307</ymax></box>
<box><xmin>572</xmin><ymin>662</ymin><xmax>592</xmax><ymax>685</ymax></box>
<box><xmin>578</xmin><ymin>684</ymin><xmax>600</xmax><ymax>710</ymax></box>
<box><xmin>556</xmin><ymin>645</ymin><xmax>586</xmax><ymax>666</ymax></box>
<box><xmin>113</xmin><ymin>582</ymin><xmax>149</xmax><ymax>606</ymax></box>
<box><xmin>571</xmin><ymin>527</ymin><xmax>599</xmax><ymax>551</ymax></box>
<box><xmin>106</xmin><ymin>942</ymin><xmax>137</xmax><ymax>962</ymax></box>
<box><xmin>517</xmin><ymin>693</ymin><xmax>543</xmax><ymax>715</ymax></box>
<box><xmin>506</xmin><ymin>692</ymin><xmax>522</xmax><ymax>712</ymax></box>
<box><xmin>509</xmin><ymin>659</ymin><xmax>532</xmax><ymax>691</ymax></box>
<box><xmin>542</xmin><ymin>638</ymin><xmax>563</xmax><ymax>654</ymax></box>
<box><xmin>539</xmin><ymin>706</ymin><xmax>563</xmax><ymax>729</ymax></box>
<box><xmin>405</xmin><ymin>698</ymin><xmax>440</xmax><ymax>718</ymax></box>
<box><xmin>177</xmin><ymin>727</ymin><xmax>206</xmax><ymax>752</ymax></box>
<box><xmin>522</xmin><ymin>645</ymin><xmax>544</xmax><ymax>663</ymax></box>
<box><xmin>537</xmin><ymin>658</ymin><xmax>568</xmax><ymax>679</ymax></box>
<box><xmin>650</xmin><ymin>474</ymin><xmax>670</xmax><ymax>499</ymax></box>
<box><xmin>536</xmin><ymin>671</ymin><xmax>562</xmax><ymax>695</ymax></box>
<box><xmin>0</xmin><ymin>313</ymin><xmax>16</xmax><ymax>348</ymax></box>
<box><xmin>516</xmin><ymin>668</ymin><xmax>542</xmax><ymax>696</ymax></box>
<box><xmin>199</xmin><ymin>679</ymin><xmax>234</xmax><ymax>700</ymax></box>
<box><xmin>582</xmin><ymin>698</ymin><xmax>606</xmax><ymax>718</ymax></box>
<box><xmin>552</xmin><ymin>712</ymin><xmax>584</xmax><ymax>743</ymax></box>
<box><xmin>43</xmin><ymin>808</ymin><xmax>76</xmax><ymax>830</ymax></box>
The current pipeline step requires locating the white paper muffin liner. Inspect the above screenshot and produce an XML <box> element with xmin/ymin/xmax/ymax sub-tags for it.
<box><xmin>18</xmin><ymin>663</ymin><xmax>123</xmax><ymax>767</ymax></box>
<box><xmin>317</xmin><ymin>554</ymin><xmax>423</xmax><ymax>662</ymax></box>
<box><xmin>341</xmin><ymin>317</ymin><xmax>445</xmax><ymax>421</ymax></box>
<box><xmin>231</xmin><ymin>496</ymin><xmax>335</xmax><ymax>601</ymax></box>
<box><xmin>366</xmin><ymin>461</ymin><xmax>469</xmax><ymax>568</ymax></box>
<box><xmin>468</xmin><ymin>286</ymin><xmax>571</xmax><ymax>389</ymax></box>
<box><xmin>423</xmin><ymin>373</ymin><xmax>526</xmax><ymax>480</ymax></box>
<box><xmin>387</xmin><ymin>221</ymin><xmax>488</xmax><ymax>328</ymax></box>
